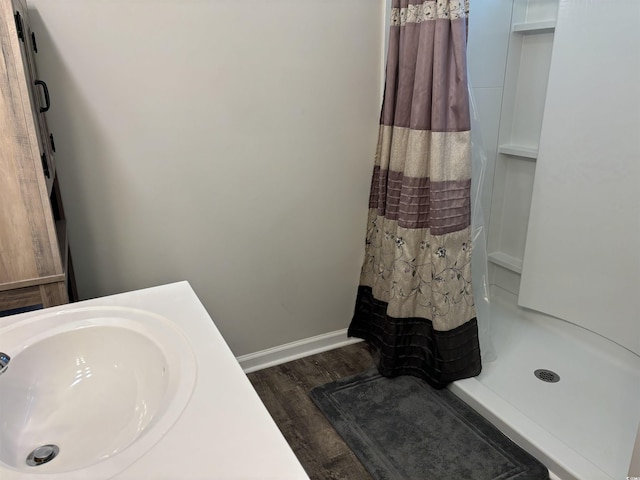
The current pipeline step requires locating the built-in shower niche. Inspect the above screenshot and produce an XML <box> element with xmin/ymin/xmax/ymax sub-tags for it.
<box><xmin>487</xmin><ymin>0</ymin><xmax>558</xmax><ymax>295</ymax></box>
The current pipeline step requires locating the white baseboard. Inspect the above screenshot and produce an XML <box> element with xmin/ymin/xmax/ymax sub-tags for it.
<box><xmin>236</xmin><ymin>329</ymin><xmax>363</xmax><ymax>374</ymax></box>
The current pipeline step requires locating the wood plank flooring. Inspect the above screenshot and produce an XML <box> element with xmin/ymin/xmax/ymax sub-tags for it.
<box><xmin>247</xmin><ymin>342</ymin><xmax>375</xmax><ymax>480</ymax></box>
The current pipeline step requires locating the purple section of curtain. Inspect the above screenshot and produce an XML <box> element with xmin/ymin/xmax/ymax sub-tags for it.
<box><xmin>381</xmin><ymin>18</ymin><xmax>470</xmax><ymax>132</ymax></box>
<box><xmin>368</xmin><ymin>167</ymin><xmax>470</xmax><ymax>234</ymax></box>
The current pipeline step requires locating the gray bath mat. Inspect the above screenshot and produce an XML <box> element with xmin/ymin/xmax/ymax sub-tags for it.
<box><xmin>310</xmin><ymin>369</ymin><xmax>548</xmax><ymax>480</ymax></box>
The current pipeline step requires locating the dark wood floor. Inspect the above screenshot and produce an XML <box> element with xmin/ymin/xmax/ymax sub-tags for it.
<box><xmin>247</xmin><ymin>342</ymin><xmax>375</xmax><ymax>480</ymax></box>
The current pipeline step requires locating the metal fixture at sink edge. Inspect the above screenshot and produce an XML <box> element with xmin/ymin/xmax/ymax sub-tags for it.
<box><xmin>0</xmin><ymin>352</ymin><xmax>9</xmax><ymax>375</ymax></box>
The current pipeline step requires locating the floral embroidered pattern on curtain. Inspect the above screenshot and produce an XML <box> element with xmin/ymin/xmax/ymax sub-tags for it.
<box><xmin>348</xmin><ymin>0</ymin><xmax>480</xmax><ymax>389</ymax></box>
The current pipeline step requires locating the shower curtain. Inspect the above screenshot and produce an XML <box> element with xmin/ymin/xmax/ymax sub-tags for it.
<box><xmin>348</xmin><ymin>0</ymin><xmax>481</xmax><ymax>389</ymax></box>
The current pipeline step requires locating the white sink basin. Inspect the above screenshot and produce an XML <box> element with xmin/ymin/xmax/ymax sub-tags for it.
<box><xmin>0</xmin><ymin>307</ymin><xmax>196</xmax><ymax>480</ymax></box>
<box><xmin>0</xmin><ymin>282</ymin><xmax>309</xmax><ymax>479</ymax></box>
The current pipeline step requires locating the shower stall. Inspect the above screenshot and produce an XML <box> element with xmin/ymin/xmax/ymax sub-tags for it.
<box><xmin>453</xmin><ymin>0</ymin><xmax>640</xmax><ymax>479</ymax></box>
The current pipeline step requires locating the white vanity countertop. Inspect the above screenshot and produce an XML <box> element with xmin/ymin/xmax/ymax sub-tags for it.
<box><xmin>6</xmin><ymin>282</ymin><xmax>310</xmax><ymax>480</ymax></box>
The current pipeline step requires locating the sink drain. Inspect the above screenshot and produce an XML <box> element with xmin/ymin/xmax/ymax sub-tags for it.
<box><xmin>26</xmin><ymin>444</ymin><xmax>59</xmax><ymax>466</ymax></box>
<box><xmin>534</xmin><ymin>369</ymin><xmax>560</xmax><ymax>383</ymax></box>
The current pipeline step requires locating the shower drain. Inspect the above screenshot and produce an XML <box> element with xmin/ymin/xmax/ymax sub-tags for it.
<box><xmin>534</xmin><ymin>369</ymin><xmax>560</xmax><ymax>383</ymax></box>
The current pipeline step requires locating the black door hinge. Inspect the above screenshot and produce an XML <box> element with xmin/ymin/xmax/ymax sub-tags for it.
<box><xmin>31</xmin><ymin>32</ymin><xmax>38</xmax><ymax>53</ymax></box>
<box><xmin>49</xmin><ymin>133</ymin><xmax>56</xmax><ymax>152</ymax></box>
<box><xmin>14</xmin><ymin>11</ymin><xmax>24</xmax><ymax>42</ymax></box>
<box><xmin>41</xmin><ymin>152</ymin><xmax>50</xmax><ymax>178</ymax></box>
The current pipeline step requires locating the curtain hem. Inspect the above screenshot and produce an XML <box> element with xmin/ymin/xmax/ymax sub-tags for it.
<box><xmin>348</xmin><ymin>285</ymin><xmax>481</xmax><ymax>389</ymax></box>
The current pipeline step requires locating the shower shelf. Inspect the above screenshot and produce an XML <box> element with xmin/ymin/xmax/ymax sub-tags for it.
<box><xmin>486</xmin><ymin>0</ymin><xmax>558</xmax><ymax>295</ymax></box>
<box><xmin>512</xmin><ymin>20</ymin><xmax>556</xmax><ymax>34</ymax></box>
<box><xmin>497</xmin><ymin>144</ymin><xmax>538</xmax><ymax>160</ymax></box>
<box><xmin>487</xmin><ymin>252</ymin><xmax>523</xmax><ymax>274</ymax></box>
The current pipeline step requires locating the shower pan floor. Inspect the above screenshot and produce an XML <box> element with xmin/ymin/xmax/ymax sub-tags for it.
<box><xmin>450</xmin><ymin>286</ymin><xmax>640</xmax><ymax>480</ymax></box>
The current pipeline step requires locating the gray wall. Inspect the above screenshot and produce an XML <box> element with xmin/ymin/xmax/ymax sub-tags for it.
<box><xmin>28</xmin><ymin>0</ymin><xmax>384</xmax><ymax>356</ymax></box>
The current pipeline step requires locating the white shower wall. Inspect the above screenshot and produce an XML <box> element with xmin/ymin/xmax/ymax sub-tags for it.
<box><xmin>26</xmin><ymin>0</ymin><xmax>384</xmax><ymax>356</ymax></box>
<box><xmin>471</xmin><ymin>0</ymin><xmax>640</xmax><ymax>358</ymax></box>
<box><xmin>519</xmin><ymin>0</ymin><xmax>640</xmax><ymax>355</ymax></box>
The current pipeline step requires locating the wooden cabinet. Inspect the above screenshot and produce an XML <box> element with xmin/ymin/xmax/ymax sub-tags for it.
<box><xmin>0</xmin><ymin>0</ymin><xmax>76</xmax><ymax>314</ymax></box>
